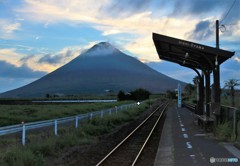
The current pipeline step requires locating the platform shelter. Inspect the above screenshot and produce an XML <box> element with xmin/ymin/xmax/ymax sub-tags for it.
<box><xmin>153</xmin><ymin>33</ymin><xmax>234</xmax><ymax>122</ymax></box>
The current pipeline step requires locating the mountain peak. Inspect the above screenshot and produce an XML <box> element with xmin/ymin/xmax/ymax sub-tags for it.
<box><xmin>83</xmin><ymin>42</ymin><xmax>119</xmax><ymax>57</ymax></box>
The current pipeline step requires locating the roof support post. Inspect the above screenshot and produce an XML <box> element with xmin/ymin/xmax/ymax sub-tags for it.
<box><xmin>205</xmin><ymin>70</ymin><xmax>211</xmax><ymax>117</ymax></box>
<box><xmin>198</xmin><ymin>75</ymin><xmax>204</xmax><ymax>115</ymax></box>
<box><xmin>190</xmin><ymin>67</ymin><xmax>204</xmax><ymax>115</ymax></box>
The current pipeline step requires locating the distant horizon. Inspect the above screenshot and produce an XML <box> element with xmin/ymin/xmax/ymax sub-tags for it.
<box><xmin>1</xmin><ymin>0</ymin><xmax>239</xmax><ymax>93</ymax></box>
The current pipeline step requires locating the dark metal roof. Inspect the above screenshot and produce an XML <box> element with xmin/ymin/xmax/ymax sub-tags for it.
<box><xmin>153</xmin><ymin>33</ymin><xmax>234</xmax><ymax>71</ymax></box>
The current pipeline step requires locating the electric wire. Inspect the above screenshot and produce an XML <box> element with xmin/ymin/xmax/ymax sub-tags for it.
<box><xmin>220</xmin><ymin>0</ymin><xmax>238</xmax><ymax>25</ymax></box>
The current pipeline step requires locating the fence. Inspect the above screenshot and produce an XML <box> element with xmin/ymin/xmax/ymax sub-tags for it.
<box><xmin>221</xmin><ymin>105</ymin><xmax>239</xmax><ymax>137</ymax></box>
<box><xmin>0</xmin><ymin>102</ymin><xmax>139</xmax><ymax>145</ymax></box>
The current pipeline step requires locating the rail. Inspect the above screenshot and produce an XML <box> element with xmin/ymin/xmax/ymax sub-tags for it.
<box><xmin>0</xmin><ymin>102</ymin><xmax>140</xmax><ymax>145</ymax></box>
<box><xmin>96</xmin><ymin>102</ymin><xmax>169</xmax><ymax>166</ymax></box>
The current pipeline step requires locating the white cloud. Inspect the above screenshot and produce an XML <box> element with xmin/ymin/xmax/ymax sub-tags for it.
<box><xmin>20</xmin><ymin>43</ymin><xmax>96</xmax><ymax>72</ymax></box>
<box><xmin>0</xmin><ymin>19</ymin><xmax>21</xmax><ymax>39</ymax></box>
<box><xmin>16</xmin><ymin>0</ymin><xmax>199</xmax><ymax>62</ymax></box>
<box><xmin>234</xmin><ymin>56</ymin><xmax>240</xmax><ymax>63</ymax></box>
<box><xmin>0</xmin><ymin>48</ymin><xmax>25</xmax><ymax>66</ymax></box>
<box><xmin>4</xmin><ymin>22</ymin><xmax>21</xmax><ymax>33</ymax></box>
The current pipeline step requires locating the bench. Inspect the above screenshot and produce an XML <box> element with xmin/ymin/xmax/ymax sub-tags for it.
<box><xmin>195</xmin><ymin>114</ymin><xmax>214</xmax><ymax>131</ymax></box>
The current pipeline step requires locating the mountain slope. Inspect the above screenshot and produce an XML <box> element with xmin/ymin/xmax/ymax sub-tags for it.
<box><xmin>0</xmin><ymin>42</ymin><xmax>182</xmax><ymax>98</ymax></box>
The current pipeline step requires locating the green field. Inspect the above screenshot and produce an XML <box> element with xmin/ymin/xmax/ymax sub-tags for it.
<box><xmin>0</xmin><ymin>101</ymin><xmax>133</xmax><ymax>127</ymax></box>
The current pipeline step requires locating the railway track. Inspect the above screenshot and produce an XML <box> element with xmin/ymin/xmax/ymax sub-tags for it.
<box><xmin>96</xmin><ymin>102</ymin><xmax>169</xmax><ymax>166</ymax></box>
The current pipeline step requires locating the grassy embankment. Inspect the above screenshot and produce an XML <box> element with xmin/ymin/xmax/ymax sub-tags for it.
<box><xmin>0</xmin><ymin>99</ymin><xmax>156</xmax><ymax>165</ymax></box>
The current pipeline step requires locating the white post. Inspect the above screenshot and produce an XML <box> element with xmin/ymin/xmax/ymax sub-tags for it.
<box><xmin>115</xmin><ymin>106</ymin><xmax>118</xmax><ymax>113</ymax></box>
<box><xmin>90</xmin><ymin>113</ymin><xmax>93</xmax><ymax>120</ymax></box>
<box><xmin>178</xmin><ymin>83</ymin><xmax>182</xmax><ymax>108</ymax></box>
<box><xmin>54</xmin><ymin>120</ymin><xmax>58</xmax><ymax>136</ymax></box>
<box><xmin>101</xmin><ymin>111</ymin><xmax>103</xmax><ymax>118</ymax></box>
<box><xmin>22</xmin><ymin>124</ymin><xmax>26</xmax><ymax>146</ymax></box>
<box><xmin>75</xmin><ymin>116</ymin><xmax>78</xmax><ymax>128</ymax></box>
<box><xmin>109</xmin><ymin>109</ymin><xmax>112</xmax><ymax>115</ymax></box>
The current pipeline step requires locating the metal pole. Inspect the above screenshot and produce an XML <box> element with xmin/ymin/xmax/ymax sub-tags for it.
<box><xmin>75</xmin><ymin>116</ymin><xmax>78</xmax><ymax>128</ymax></box>
<box><xmin>22</xmin><ymin>124</ymin><xmax>26</xmax><ymax>146</ymax></box>
<box><xmin>90</xmin><ymin>113</ymin><xmax>93</xmax><ymax>120</ymax></box>
<box><xmin>178</xmin><ymin>83</ymin><xmax>182</xmax><ymax>108</ymax></box>
<box><xmin>216</xmin><ymin>20</ymin><xmax>219</xmax><ymax>49</ymax></box>
<box><xmin>54</xmin><ymin>120</ymin><xmax>58</xmax><ymax>136</ymax></box>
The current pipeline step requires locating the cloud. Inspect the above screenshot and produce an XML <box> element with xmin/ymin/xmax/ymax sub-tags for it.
<box><xmin>4</xmin><ymin>22</ymin><xmax>21</xmax><ymax>33</ymax></box>
<box><xmin>12</xmin><ymin>0</ymin><xmax>240</xmax><ymax>63</ymax></box>
<box><xmin>0</xmin><ymin>48</ymin><xmax>26</xmax><ymax>66</ymax></box>
<box><xmin>234</xmin><ymin>56</ymin><xmax>240</xmax><ymax>63</ymax></box>
<box><xmin>14</xmin><ymin>0</ymin><xmax>200</xmax><ymax>62</ymax></box>
<box><xmin>37</xmin><ymin>48</ymin><xmax>82</xmax><ymax>66</ymax></box>
<box><xmin>102</xmin><ymin>0</ymin><xmax>152</xmax><ymax>17</ymax></box>
<box><xmin>20</xmin><ymin>45</ymin><xmax>85</xmax><ymax>72</ymax></box>
<box><xmin>169</xmin><ymin>0</ymin><xmax>235</xmax><ymax>20</ymax></box>
<box><xmin>38</xmin><ymin>53</ymin><xmax>67</xmax><ymax>65</ymax></box>
<box><xmin>186</xmin><ymin>19</ymin><xmax>214</xmax><ymax>40</ymax></box>
<box><xmin>0</xmin><ymin>60</ymin><xmax>46</xmax><ymax>79</ymax></box>
<box><xmin>0</xmin><ymin>19</ymin><xmax>21</xmax><ymax>39</ymax></box>
<box><xmin>83</xmin><ymin>42</ymin><xmax>119</xmax><ymax>57</ymax></box>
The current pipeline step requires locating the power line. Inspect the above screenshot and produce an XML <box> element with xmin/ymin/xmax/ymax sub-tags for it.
<box><xmin>220</xmin><ymin>0</ymin><xmax>238</xmax><ymax>25</ymax></box>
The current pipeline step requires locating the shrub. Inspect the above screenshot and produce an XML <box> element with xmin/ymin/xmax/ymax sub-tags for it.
<box><xmin>237</xmin><ymin>120</ymin><xmax>240</xmax><ymax>141</ymax></box>
<box><xmin>215</xmin><ymin>121</ymin><xmax>232</xmax><ymax>141</ymax></box>
<box><xmin>2</xmin><ymin>147</ymin><xmax>43</xmax><ymax>166</ymax></box>
<box><xmin>29</xmin><ymin>137</ymin><xmax>57</xmax><ymax>156</ymax></box>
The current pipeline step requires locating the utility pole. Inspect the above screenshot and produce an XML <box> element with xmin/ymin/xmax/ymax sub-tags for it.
<box><xmin>216</xmin><ymin>20</ymin><xmax>219</xmax><ymax>49</ymax></box>
<box><xmin>214</xmin><ymin>20</ymin><xmax>220</xmax><ymax>103</ymax></box>
<box><xmin>213</xmin><ymin>20</ymin><xmax>221</xmax><ymax>123</ymax></box>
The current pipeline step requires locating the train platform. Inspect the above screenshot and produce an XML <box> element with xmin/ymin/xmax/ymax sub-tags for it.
<box><xmin>154</xmin><ymin>104</ymin><xmax>240</xmax><ymax>166</ymax></box>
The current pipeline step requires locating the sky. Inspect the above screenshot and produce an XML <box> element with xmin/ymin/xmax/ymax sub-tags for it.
<box><xmin>0</xmin><ymin>0</ymin><xmax>240</xmax><ymax>93</ymax></box>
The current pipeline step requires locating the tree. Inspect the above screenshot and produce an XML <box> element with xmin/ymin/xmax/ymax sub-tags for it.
<box><xmin>224</xmin><ymin>79</ymin><xmax>240</xmax><ymax>107</ymax></box>
<box><xmin>46</xmin><ymin>93</ymin><xmax>51</xmax><ymax>98</ymax></box>
<box><xmin>166</xmin><ymin>90</ymin><xmax>177</xmax><ymax>99</ymax></box>
<box><xmin>192</xmin><ymin>76</ymin><xmax>199</xmax><ymax>87</ymax></box>
<box><xmin>130</xmin><ymin>88</ymin><xmax>151</xmax><ymax>101</ymax></box>
<box><xmin>117</xmin><ymin>88</ymin><xmax>151</xmax><ymax>101</ymax></box>
<box><xmin>184</xmin><ymin>83</ymin><xmax>195</xmax><ymax>96</ymax></box>
<box><xmin>117</xmin><ymin>90</ymin><xmax>126</xmax><ymax>101</ymax></box>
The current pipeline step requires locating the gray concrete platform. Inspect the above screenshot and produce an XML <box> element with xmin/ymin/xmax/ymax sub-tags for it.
<box><xmin>154</xmin><ymin>104</ymin><xmax>240</xmax><ymax>166</ymax></box>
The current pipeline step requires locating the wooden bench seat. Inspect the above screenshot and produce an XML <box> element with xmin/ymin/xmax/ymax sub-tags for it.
<box><xmin>195</xmin><ymin>114</ymin><xmax>215</xmax><ymax>131</ymax></box>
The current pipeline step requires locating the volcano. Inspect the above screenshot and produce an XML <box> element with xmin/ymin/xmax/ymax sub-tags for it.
<box><xmin>0</xmin><ymin>42</ymin><xmax>183</xmax><ymax>98</ymax></box>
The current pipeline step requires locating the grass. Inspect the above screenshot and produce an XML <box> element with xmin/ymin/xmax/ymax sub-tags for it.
<box><xmin>0</xmin><ymin>100</ymin><xmax>152</xmax><ymax>166</ymax></box>
<box><xmin>0</xmin><ymin>101</ymin><xmax>133</xmax><ymax>127</ymax></box>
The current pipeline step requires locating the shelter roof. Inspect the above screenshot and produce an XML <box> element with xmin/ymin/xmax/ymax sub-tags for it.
<box><xmin>153</xmin><ymin>33</ymin><xmax>234</xmax><ymax>71</ymax></box>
